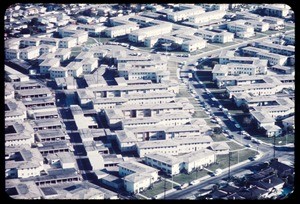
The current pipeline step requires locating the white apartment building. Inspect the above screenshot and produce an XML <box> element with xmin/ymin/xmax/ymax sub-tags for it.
<box><xmin>144</xmin><ymin>153</ymin><xmax>182</xmax><ymax>175</ymax></box>
<box><xmin>38</xmin><ymin>44</ymin><xmax>57</xmax><ymax>55</ymax></box>
<box><xmin>81</xmin><ymin>58</ymin><xmax>98</xmax><ymax>74</ymax></box>
<box><xmin>58</xmin><ymin>25</ymin><xmax>78</xmax><ymax>36</ymax></box>
<box><xmin>118</xmin><ymin>161</ymin><xmax>159</xmax><ymax>194</ymax></box>
<box><xmin>256</xmin><ymin>52</ymin><xmax>288</xmax><ymax>66</ymax></box>
<box><xmin>76</xmin><ymin>24</ymin><xmax>106</xmax><ymax>36</ymax></box>
<box><xmin>5</xmin><ymin>49</ymin><xmax>19</xmax><ymax>60</ymax></box>
<box><xmin>250</xmin><ymin>111</ymin><xmax>282</xmax><ymax>137</ymax></box>
<box><xmin>226</xmin><ymin>80</ymin><xmax>291</xmax><ymax>98</ymax></box>
<box><xmin>219</xmin><ymin>51</ymin><xmax>266</xmax><ymax>65</ymax></box>
<box><xmin>122</xmin><ymin>112</ymin><xmax>191</xmax><ymax>129</ymax></box>
<box><xmin>201</xmin><ymin>4</ymin><xmax>229</xmax><ymax>11</ymax></box>
<box><xmin>252</xmin><ymin>97</ymin><xmax>294</xmax><ymax>120</ymax></box>
<box><xmin>129</xmin><ymin>15</ymin><xmax>154</xmax><ymax>26</ymax></box>
<box><xmin>19</xmin><ymin>46</ymin><xmax>40</xmax><ymax>60</ymax></box>
<box><xmin>40</xmin><ymin>38</ymin><xmax>60</xmax><ymax>48</ymax></box>
<box><xmin>5</xmin><ymin>121</ymin><xmax>34</xmax><ymax>147</ymax></box>
<box><xmin>6</xmin><ymin>145</ymin><xmax>44</xmax><ymax>179</ymax></box>
<box><xmin>107</xmin><ymin>105</ymin><xmax>190</xmax><ymax>128</ymax></box>
<box><xmin>284</xmin><ymin>33</ymin><xmax>295</xmax><ymax>45</ymax></box>
<box><xmin>20</xmin><ymin>37</ymin><xmax>40</xmax><ymax>47</ymax></box>
<box><xmin>212</xmin><ymin>62</ymin><xmax>267</xmax><ymax>80</ymax></box>
<box><xmin>137</xmin><ymin>136</ymin><xmax>213</xmax><ymax>157</ymax></box>
<box><xmin>5</xmin><ymin>99</ymin><xmax>27</xmax><ymax>121</ymax></box>
<box><xmin>255</xmin><ymin>42</ymin><xmax>295</xmax><ymax>56</ymax></box>
<box><xmin>262</xmin><ymin>4</ymin><xmax>289</xmax><ymax>18</ymax></box>
<box><xmin>54</xmin><ymin>48</ymin><xmax>71</xmax><ymax>61</ymax></box>
<box><xmin>115</xmin><ymin>130</ymin><xmax>138</xmax><ymax>152</ymax></box>
<box><xmin>181</xmin><ymin>149</ymin><xmax>216</xmax><ymax>173</ymax></box>
<box><xmin>189</xmin><ymin>10</ymin><xmax>226</xmax><ymax>24</ymax></box>
<box><xmin>105</xmin><ymin>102</ymin><xmax>193</xmax><ymax>126</ymax></box>
<box><xmin>39</xmin><ymin>58</ymin><xmax>60</xmax><ymax>74</ymax></box>
<box><xmin>92</xmin><ymin>91</ymin><xmax>175</xmax><ymax>111</ymax></box>
<box><xmin>5</xmin><ymin>38</ymin><xmax>21</xmax><ymax>49</ymax></box>
<box><xmin>128</xmin><ymin>23</ymin><xmax>173</xmax><ymax>43</ymax></box>
<box><xmin>167</xmin><ymin>6</ymin><xmax>205</xmax><ymax>22</ymax></box>
<box><xmin>144</xmin><ymin>149</ymin><xmax>216</xmax><ymax>176</ymax></box>
<box><xmin>282</xmin><ymin>115</ymin><xmax>294</xmax><ymax>131</ymax></box>
<box><xmin>59</xmin><ymin>37</ymin><xmax>77</xmax><ymax>48</ymax></box>
<box><xmin>216</xmin><ymin>74</ymin><xmax>287</xmax><ymax>88</ymax></box>
<box><xmin>49</xmin><ymin>67</ymin><xmax>68</xmax><ymax>79</ymax></box>
<box><xmin>66</xmin><ymin>61</ymin><xmax>83</xmax><ymax>77</ymax></box>
<box><xmin>72</xmin><ymin>31</ymin><xmax>89</xmax><ymax>45</ymax></box>
<box><xmin>127</xmin><ymin>123</ymin><xmax>206</xmax><ymax>141</ymax></box>
<box><xmin>76</xmin><ymin>89</ymin><xmax>95</xmax><ymax>107</ymax></box>
<box><xmin>90</xmin><ymin>83</ymin><xmax>170</xmax><ymax>99</ymax></box>
<box><xmin>251</xmin><ymin>111</ymin><xmax>275</xmax><ymax>128</ymax></box>
<box><xmin>195</xmin><ymin>29</ymin><xmax>234</xmax><ymax>43</ymax></box>
<box><xmin>244</xmin><ymin>20</ymin><xmax>269</xmax><ymax>32</ymax></box>
<box><xmin>182</xmin><ymin>38</ymin><xmax>206</xmax><ymax>52</ymax></box>
<box><xmin>128</xmin><ymin>69</ymin><xmax>170</xmax><ymax>83</ymax></box>
<box><xmin>262</xmin><ymin>16</ymin><xmax>284</xmax><ymax>30</ymax></box>
<box><xmin>104</xmin><ymin>24</ymin><xmax>139</xmax><ymax>38</ymax></box>
<box><xmin>5</xmin><ymin>83</ymin><xmax>15</xmax><ymax>100</ymax></box>
<box><xmin>227</xmin><ymin>21</ymin><xmax>255</xmax><ymax>38</ymax></box>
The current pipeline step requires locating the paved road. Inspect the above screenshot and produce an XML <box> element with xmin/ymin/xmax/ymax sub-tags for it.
<box><xmin>170</xmin><ymin>28</ymin><xmax>294</xmax><ymax>69</ymax></box>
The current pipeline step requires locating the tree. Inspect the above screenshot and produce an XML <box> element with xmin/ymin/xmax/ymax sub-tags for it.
<box><xmin>240</xmin><ymin>103</ymin><xmax>249</xmax><ymax>113</ymax></box>
<box><xmin>213</xmin><ymin>127</ymin><xmax>223</xmax><ymax>134</ymax></box>
<box><xmin>243</xmin><ymin>116</ymin><xmax>252</xmax><ymax>126</ymax></box>
<box><xmin>211</xmin><ymin>61</ymin><xmax>218</xmax><ymax>67</ymax></box>
<box><xmin>286</xmin><ymin>125</ymin><xmax>294</xmax><ymax>134</ymax></box>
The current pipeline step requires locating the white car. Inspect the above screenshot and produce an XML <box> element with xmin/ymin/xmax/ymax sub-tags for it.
<box><xmin>235</xmin><ymin>124</ymin><xmax>241</xmax><ymax>128</ymax></box>
<box><xmin>213</xmin><ymin>169</ymin><xmax>223</xmax><ymax>176</ymax></box>
<box><xmin>189</xmin><ymin>180</ymin><xmax>200</xmax><ymax>185</ymax></box>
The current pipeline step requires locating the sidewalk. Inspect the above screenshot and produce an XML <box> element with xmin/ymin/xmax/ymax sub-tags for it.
<box><xmin>165</xmin><ymin>178</ymin><xmax>181</xmax><ymax>186</ymax></box>
<box><xmin>136</xmin><ymin>193</ymin><xmax>150</xmax><ymax>200</ymax></box>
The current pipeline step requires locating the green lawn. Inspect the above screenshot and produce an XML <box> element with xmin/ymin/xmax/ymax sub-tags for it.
<box><xmin>140</xmin><ymin>180</ymin><xmax>175</xmax><ymax>198</ymax></box>
<box><xmin>86</xmin><ymin>37</ymin><xmax>97</xmax><ymax>45</ymax></box>
<box><xmin>226</xmin><ymin>141</ymin><xmax>244</xmax><ymax>151</ymax></box>
<box><xmin>210</xmin><ymin>41</ymin><xmax>237</xmax><ymax>47</ymax></box>
<box><xmin>134</xmin><ymin>194</ymin><xmax>147</xmax><ymax>200</ymax></box>
<box><xmin>254</xmin><ymin>134</ymin><xmax>295</xmax><ymax>145</ymax></box>
<box><xmin>199</xmin><ymin>45</ymin><xmax>220</xmax><ymax>52</ymax></box>
<box><xmin>171</xmin><ymin>170</ymin><xmax>210</xmax><ymax>185</ymax></box>
<box><xmin>70</xmin><ymin>51</ymin><xmax>82</xmax><ymax>57</ymax></box>
<box><xmin>283</xmin><ymin>26</ymin><xmax>294</xmax><ymax>31</ymax></box>
<box><xmin>177</xmin><ymin>90</ymin><xmax>191</xmax><ymax>98</ymax></box>
<box><xmin>204</xmin><ymin>118</ymin><xmax>216</xmax><ymax>127</ymax></box>
<box><xmin>71</xmin><ymin>47</ymin><xmax>81</xmax><ymax>52</ymax></box>
<box><xmin>210</xmin><ymin>133</ymin><xmax>228</xmax><ymax>142</ymax></box>
<box><xmin>193</xmin><ymin>110</ymin><xmax>209</xmax><ymax>118</ymax></box>
<box><xmin>207</xmin><ymin>149</ymin><xmax>258</xmax><ymax>172</ymax></box>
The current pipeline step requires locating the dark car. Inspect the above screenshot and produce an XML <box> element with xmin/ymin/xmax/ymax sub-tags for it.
<box><xmin>244</xmin><ymin>135</ymin><xmax>251</xmax><ymax>140</ymax></box>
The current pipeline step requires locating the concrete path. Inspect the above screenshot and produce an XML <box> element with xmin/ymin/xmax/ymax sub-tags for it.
<box><xmin>136</xmin><ymin>193</ymin><xmax>150</xmax><ymax>200</ymax></box>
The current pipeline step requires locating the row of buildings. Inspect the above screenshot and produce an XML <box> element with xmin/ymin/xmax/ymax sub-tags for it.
<box><xmin>212</xmin><ymin>34</ymin><xmax>294</xmax><ymax>137</ymax></box>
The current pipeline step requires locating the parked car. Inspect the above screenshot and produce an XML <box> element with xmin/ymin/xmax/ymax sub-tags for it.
<box><xmin>189</xmin><ymin>180</ymin><xmax>200</xmax><ymax>185</ymax></box>
<box><xmin>235</xmin><ymin>124</ymin><xmax>241</xmax><ymax>129</ymax></box>
<box><xmin>180</xmin><ymin>183</ymin><xmax>189</xmax><ymax>190</ymax></box>
<box><xmin>213</xmin><ymin>169</ymin><xmax>223</xmax><ymax>176</ymax></box>
<box><xmin>244</xmin><ymin>135</ymin><xmax>251</xmax><ymax>140</ymax></box>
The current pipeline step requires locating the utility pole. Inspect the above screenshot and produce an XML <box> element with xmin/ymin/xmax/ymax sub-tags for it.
<box><xmin>273</xmin><ymin>135</ymin><xmax>276</xmax><ymax>158</ymax></box>
<box><xmin>164</xmin><ymin>177</ymin><xmax>167</xmax><ymax>200</ymax></box>
<box><xmin>228</xmin><ymin>151</ymin><xmax>231</xmax><ymax>182</ymax></box>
